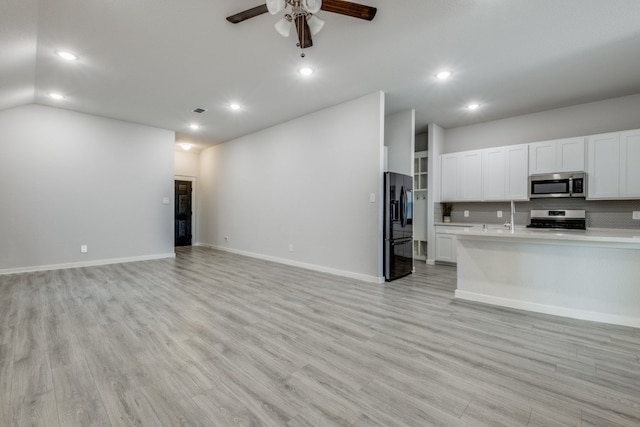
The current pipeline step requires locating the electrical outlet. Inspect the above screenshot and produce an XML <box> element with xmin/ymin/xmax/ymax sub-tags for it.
<box><xmin>80</xmin><ymin>245</ymin><xmax>88</xmax><ymax>253</ymax></box>
<box><xmin>224</xmin><ymin>236</ymin><xmax>229</xmax><ymax>241</ymax></box>
<box><xmin>464</xmin><ymin>210</ymin><xmax>469</xmax><ymax>217</ymax></box>
<box><xmin>497</xmin><ymin>210</ymin><xmax>503</xmax><ymax>218</ymax></box>
<box><xmin>289</xmin><ymin>244</ymin><xmax>294</xmax><ymax>252</ymax></box>
<box><xmin>633</xmin><ymin>211</ymin><xmax>640</xmax><ymax>220</ymax></box>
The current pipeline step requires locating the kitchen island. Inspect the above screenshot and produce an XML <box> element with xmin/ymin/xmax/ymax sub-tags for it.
<box><xmin>452</xmin><ymin>227</ymin><xmax>640</xmax><ymax>327</ymax></box>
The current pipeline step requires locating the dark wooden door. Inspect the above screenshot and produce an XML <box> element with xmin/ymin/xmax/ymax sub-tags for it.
<box><xmin>174</xmin><ymin>180</ymin><xmax>192</xmax><ymax>246</ymax></box>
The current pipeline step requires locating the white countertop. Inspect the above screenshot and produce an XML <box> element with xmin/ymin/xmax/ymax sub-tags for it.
<box><xmin>443</xmin><ymin>224</ymin><xmax>640</xmax><ymax>246</ymax></box>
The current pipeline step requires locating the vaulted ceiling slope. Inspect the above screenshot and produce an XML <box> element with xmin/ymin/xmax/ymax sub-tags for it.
<box><xmin>2</xmin><ymin>0</ymin><xmax>640</xmax><ymax>148</ymax></box>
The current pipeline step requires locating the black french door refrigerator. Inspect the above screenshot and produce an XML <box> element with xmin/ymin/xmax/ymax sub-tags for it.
<box><xmin>384</xmin><ymin>172</ymin><xmax>413</xmax><ymax>281</ymax></box>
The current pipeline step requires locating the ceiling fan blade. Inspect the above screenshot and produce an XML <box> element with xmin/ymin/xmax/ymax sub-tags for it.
<box><xmin>226</xmin><ymin>4</ymin><xmax>269</xmax><ymax>24</ymax></box>
<box><xmin>320</xmin><ymin>0</ymin><xmax>377</xmax><ymax>21</ymax></box>
<box><xmin>294</xmin><ymin>15</ymin><xmax>313</xmax><ymax>49</ymax></box>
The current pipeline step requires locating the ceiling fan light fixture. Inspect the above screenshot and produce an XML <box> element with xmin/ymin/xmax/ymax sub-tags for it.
<box><xmin>266</xmin><ymin>0</ymin><xmax>286</xmax><ymax>15</ymax></box>
<box><xmin>302</xmin><ymin>0</ymin><xmax>322</xmax><ymax>14</ymax></box>
<box><xmin>466</xmin><ymin>103</ymin><xmax>480</xmax><ymax>110</ymax></box>
<box><xmin>275</xmin><ymin>16</ymin><xmax>292</xmax><ymax>37</ymax></box>
<box><xmin>436</xmin><ymin>70</ymin><xmax>452</xmax><ymax>80</ymax></box>
<box><xmin>307</xmin><ymin>15</ymin><xmax>325</xmax><ymax>35</ymax></box>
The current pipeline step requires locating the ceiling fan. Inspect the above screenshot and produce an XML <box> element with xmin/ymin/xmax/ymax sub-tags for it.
<box><xmin>226</xmin><ymin>0</ymin><xmax>377</xmax><ymax>51</ymax></box>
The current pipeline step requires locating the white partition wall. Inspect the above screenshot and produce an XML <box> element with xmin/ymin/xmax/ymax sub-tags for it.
<box><xmin>198</xmin><ymin>92</ymin><xmax>385</xmax><ymax>282</ymax></box>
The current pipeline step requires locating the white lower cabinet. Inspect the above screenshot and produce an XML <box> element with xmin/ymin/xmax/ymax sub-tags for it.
<box><xmin>435</xmin><ymin>233</ymin><xmax>456</xmax><ymax>263</ymax></box>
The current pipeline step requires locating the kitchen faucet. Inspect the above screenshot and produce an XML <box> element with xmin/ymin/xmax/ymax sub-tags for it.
<box><xmin>503</xmin><ymin>200</ymin><xmax>516</xmax><ymax>233</ymax></box>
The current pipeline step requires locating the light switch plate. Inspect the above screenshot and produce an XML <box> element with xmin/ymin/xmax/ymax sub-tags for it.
<box><xmin>370</xmin><ymin>193</ymin><xmax>376</xmax><ymax>203</ymax></box>
<box><xmin>497</xmin><ymin>210</ymin><xmax>503</xmax><ymax>218</ymax></box>
<box><xmin>162</xmin><ymin>197</ymin><xmax>170</xmax><ymax>205</ymax></box>
<box><xmin>464</xmin><ymin>210</ymin><xmax>469</xmax><ymax>217</ymax></box>
<box><xmin>633</xmin><ymin>211</ymin><xmax>640</xmax><ymax>220</ymax></box>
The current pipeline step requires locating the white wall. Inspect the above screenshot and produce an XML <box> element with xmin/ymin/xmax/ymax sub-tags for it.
<box><xmin>444</xmin><ymin>93</ymin><xmax>640</xmax><ymax>153</ymax></box>
<box><xmin>384</xmin><ymin>109</ymin><xmax>415</xmax><ymax>175</ymax></box>
<box><xmin>415</xmin><ymin>132</ymin><xmax>428</xmax><ymax>152</ymax></box>
<box><xmin>175</xmin><ymin>150</ymin><xmax>199</xmax><ymax>177</ymax></box>
<box><xmin>0</xmin><ymin>104</ymin><xmax>175</xmax><ymax>273</ymax></box>
<box><xmin>198</xmin><ymin>92</ymin><xmax>385</xmax><ymax>282</ymax></box>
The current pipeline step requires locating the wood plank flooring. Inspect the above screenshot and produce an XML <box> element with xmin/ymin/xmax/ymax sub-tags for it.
<box><xmin>1</xmin><ymin>246</ymin><xmax>639</xmax><ymax>426</ymax></box>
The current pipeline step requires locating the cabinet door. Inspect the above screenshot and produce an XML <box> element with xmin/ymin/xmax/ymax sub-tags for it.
<box><xmin>620</xmin><ymin>129</ymin><xmax>640</xmax><ymax>198</ymax></box>
<box><xmin>440</xmin><ymin>153</ymin><xmax>460</xmax><ymax>201</ymax></box>
<box><xmin>587</xmin><ymin>132</ymin><xmax>620</xmax><ymax>199</ymax></box>
<box><xmin>482</xmin><ymin>147</ymin><xmax>506</xmax><ymax>201</ymax></box>
<box><xmin>435</xmin><ymin>233</ymin><xmax>456</xmax><ymax>263</ymax></box>
<box><xmin>529</xmin><ymin>140</ymin><xmax>557</xmax><ymax>174</ymax></box>
<box><xmin>505</xmin><ymin>144</ymin><xmax>529</xmax><ymax>200</ymax></box>
<box><xmin>459</xmin><ymin>150</ymin><xmax>483</xmax><ymax>201</ymax></box>
<box><xmin>558</xmin><ymin>137</ymin><xmax>586</xmax><ymax>172</ymax></box>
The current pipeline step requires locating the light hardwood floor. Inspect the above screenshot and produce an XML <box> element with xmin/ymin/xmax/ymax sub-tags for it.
<box><xmin>1</xmin><ymin>246</ymin><xmax>639</xmax><ymax>426</ymax></box>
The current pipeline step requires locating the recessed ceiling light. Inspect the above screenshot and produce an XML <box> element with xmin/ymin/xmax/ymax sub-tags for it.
<box><xmin>466</xmin><ymin>103</ymin><xmax>480</xmax><ymax>110</ymax></box>
<box><xmin>56</xmin><ymin>50</ymin><xmax>78</xmax><ymax>61</ymax></box>
<box><xmin>49</xmin><ymin>93</ymin><xmax>65</xmax><ymax>100</ymax></box>
<box><xmin>180</xmin><ymin>143</ymin><xmax>192</xmax><ymax>151</ymax></box>
<box><xmin>299</xmin><ymin>67</ymin><xmax>313</xmax><ymax>76</ymax></box>
<box><xmin>229</xmin><ymin>103</ymin><xmax>241</xmax><ymax>111</ymax></box>
<box><xmin>189</xmin><ymin>123</ymin><xmax>199</xmax><ymax>130</ymax></box>
<box><xmin>435</xmin><ymin>70</ymin><xmax>452</xmax><ymax>80</ymax></box>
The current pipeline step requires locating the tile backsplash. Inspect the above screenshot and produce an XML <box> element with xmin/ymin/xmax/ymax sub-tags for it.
<box><xmin>437</xmin><ymin>199</ymin><xmax>640</xmax><ymax>229</ymax></box>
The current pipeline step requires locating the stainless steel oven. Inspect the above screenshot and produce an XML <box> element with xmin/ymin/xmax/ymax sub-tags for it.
<box><xmin>529</xmin><ymin>172</ymin><xmax>586</xmax><ymax>198</ymax></box>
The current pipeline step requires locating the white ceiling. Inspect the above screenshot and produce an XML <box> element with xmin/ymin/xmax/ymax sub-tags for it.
<box><xmin>3</xmin><ymin>0</ymin><xmax>640</xmax><ymax>150</ymax></box>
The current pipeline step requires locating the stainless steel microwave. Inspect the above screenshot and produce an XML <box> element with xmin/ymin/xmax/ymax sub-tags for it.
<box><xmin>529</xmin><ymin>172</ymin><xmax>586</xmax><ymax>198</ymax></box>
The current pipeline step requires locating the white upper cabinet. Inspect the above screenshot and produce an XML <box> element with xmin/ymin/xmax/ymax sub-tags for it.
<box><xmin>588</xmin><ymin>132</ymin><xmax>620</xmax><ymax>199</ymax></box>
<box><xmin>529</xmin><ymin>137</ymin><xmax>585</xmax><ymax>174</ymax></box>
<box><xmin>529</xmin><ymin>140</ymin><xmax>556</xmax><ymax>174</ymax></box>
<box><xmin>620</xmin><ymin>129</ymin><xmax>640</xmax><ymax>198</ymax></box>
<box><xmin>440</xmin><ymin>153</ymin><xmax>460</xmax><ymax>202</ymax></box>
<box><xmin>590</xmin><ymin>129</ymin><xmax>640</xmax><ymax>200</ymax></box>
<box><xmin>482</xmin><ymin>147</ymin><xmax>506</xmax><ymax>201</ymax></box>
<box><xmin>558</xmin><ymin>138</ymin><xmax>586</xmax><ymax>171</ymax></box>
<box><xmin>440</xmin><ymin>150</ymin><xmax>482</xmax><ymax>202</ymax></box>
<box><xmin>482</xmin><ymin>144</ymin><xmax>528</xmax><ymax>201</ymax></box>
<box><xmin>505</xmin><ymin>144</ymin><xmax>529</xmax><ymax>200</ymax></box>
<box><xmin>441</xmin><ymin>144</ymin><xmax>529</xmax><ymax>202</ymax></box>
<box><xmin>459</xmin><ymin>150</ymin><xmax>483</xmax><ymax>201</ymax></box>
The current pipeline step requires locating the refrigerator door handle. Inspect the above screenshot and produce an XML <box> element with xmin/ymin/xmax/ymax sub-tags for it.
<box><xmin>400</xmin><ymin>186</ymin><xmax>406</xmax><ymax>228</ymax></box>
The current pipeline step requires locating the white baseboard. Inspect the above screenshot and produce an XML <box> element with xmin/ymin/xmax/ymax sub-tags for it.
<box><xmin>0</xmin><ymin>253</ymin><xmax>176</xmax><ymax>276</ymax></box>
<box><xmin>454</xmin><ymin>290</ymin><xmax>640</xmax><ymax>328</ymax></box>
<box><xmin>426</xmin><ymin>259</ymin><xmax>435</xmax><ymax>265</ymax></box>
<box><xmin>196</xmin><ymin>243</ymin><xmax>384</xmax><ymax>284</ymax></box>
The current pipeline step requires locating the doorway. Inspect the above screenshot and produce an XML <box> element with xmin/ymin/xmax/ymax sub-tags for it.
<box><xmin>174</xmin><ymin>180</ymin><xmax>192</xmax><ymax>246</ymax></box>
